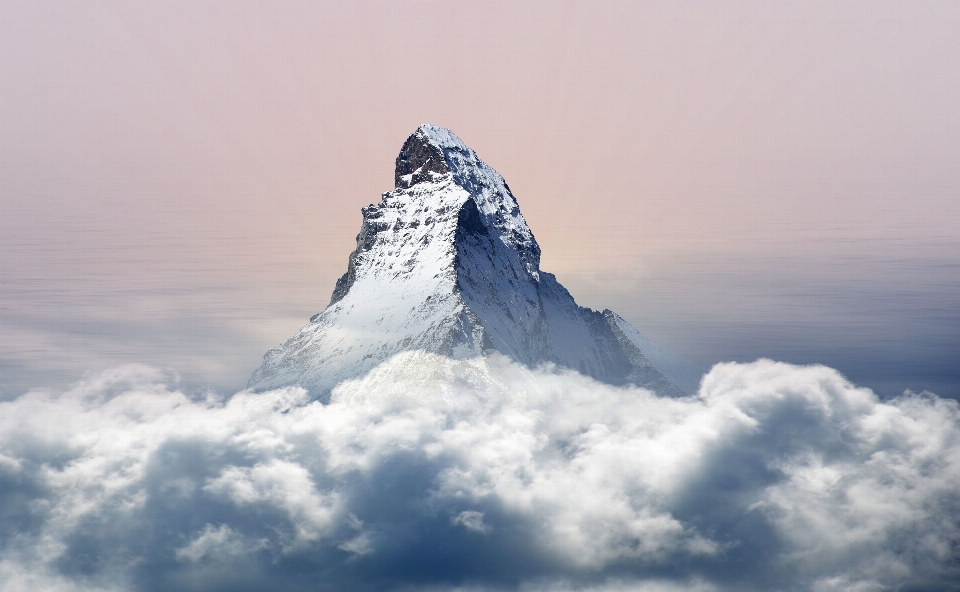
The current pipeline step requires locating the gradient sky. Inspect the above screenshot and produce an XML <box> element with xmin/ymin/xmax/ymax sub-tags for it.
<box><xmin>2</xmin><ymin>0</ymin><xmax>959</xmax><ymax>398</ymax></box>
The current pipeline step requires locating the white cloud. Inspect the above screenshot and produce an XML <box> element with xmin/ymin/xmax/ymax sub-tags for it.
<box><xmin>175</xmin><ymin>524</ymin><xmax>267</xmax><ymax>563</ymax></box>
<box><xmin>0</xmin><ymin>353</ymin><xmax>957</xmax><ymax>591</ymax></box>
<box><xmin>451</xmin><ymin>510</ymin><xmax>490</xmax><ymax>534</ymax></box>
<box><xmin>204</xmin><ymin>459</ymin><xmax>338</xmax><ymax>547</ymax></box>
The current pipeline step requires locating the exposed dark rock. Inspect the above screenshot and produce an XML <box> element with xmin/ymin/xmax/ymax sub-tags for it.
<box><xmin>395</xmin><ymin>129</ymin><xmax>450</xmax><ymax>188</ymax></box>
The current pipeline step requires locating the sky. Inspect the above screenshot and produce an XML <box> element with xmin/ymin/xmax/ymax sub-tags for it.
<box><xmin>2</xmin><ymin>0</ymin><xmax>959</xmax><ymax>398</ymax></box>
<box><xmin>2</xmin><ymin>2</ymin><xmax>960</xmax><ymax>590</ymax></box>
<box><xmin>7</xmin><ymin>1</ymin><xmax>960</xmax><ymax>397</ymax></box>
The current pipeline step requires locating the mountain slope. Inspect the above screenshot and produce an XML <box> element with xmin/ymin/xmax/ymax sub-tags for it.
<box><xmin>249</xmin><ymin>125</ymin><xmax>704</xmax><ymax>398</ymax></box>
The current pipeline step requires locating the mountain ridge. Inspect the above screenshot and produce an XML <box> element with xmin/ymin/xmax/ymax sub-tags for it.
<box><xmin>249</xmin><ymin>124</ymin><xmax>704</xmax><ymax>399</ymax></box>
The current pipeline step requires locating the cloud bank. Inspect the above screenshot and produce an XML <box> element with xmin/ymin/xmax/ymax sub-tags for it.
<box><xmin>1</xmin><ymin>353</ymin><xmax>958</xmax><ymax>592</ymax></box>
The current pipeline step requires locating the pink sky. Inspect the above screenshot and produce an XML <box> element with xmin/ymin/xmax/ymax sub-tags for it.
<box><xmin>1</xmin><ymin>1</ymin><xmax>958</xmax><ymax>396</ymax></box>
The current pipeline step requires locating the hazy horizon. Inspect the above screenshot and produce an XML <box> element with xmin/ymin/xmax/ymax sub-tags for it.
<box><xmin>2</xmin><ymin>0</ymin><xmax>958</xmax><ymax>399</ymax></box>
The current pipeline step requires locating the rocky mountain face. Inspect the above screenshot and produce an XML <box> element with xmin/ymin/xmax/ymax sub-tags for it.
<box><xmin>249</xmin><ymin>125</ymin><xmax>704</xmax><ymax>399</ymax></box>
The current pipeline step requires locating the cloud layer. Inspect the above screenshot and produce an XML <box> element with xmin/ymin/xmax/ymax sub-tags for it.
<box><xmin>1</xmin><ymin>354</ymin><xmax>958</xmax><ymax>591</ymax></box>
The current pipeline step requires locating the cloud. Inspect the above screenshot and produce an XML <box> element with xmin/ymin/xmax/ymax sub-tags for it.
<box><xmin>0</xmin><ymin>353</ymin><xmax>958</xmax><ymax>591</ymax></box>
<box><xmin>451</xmin><ymin>511</ymin><xmax>490</xmax><ymax>534</ymax></box>
<box><xmin>175</xmin><ymin>524</ymin><xmax>267</xmax><ymax>563</ymax></box>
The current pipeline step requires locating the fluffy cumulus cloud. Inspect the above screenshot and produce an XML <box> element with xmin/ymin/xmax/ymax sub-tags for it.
<box><xmin>0</xmin><ymin>354</ymin><xmax>958</xmax><ymax>592</ymax></box>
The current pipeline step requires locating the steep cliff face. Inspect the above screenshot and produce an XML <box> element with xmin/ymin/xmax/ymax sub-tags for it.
<box><xmin>249</xmin><ymin>125</ymin><xmax>704</xmax><ymax>398</ymax></box>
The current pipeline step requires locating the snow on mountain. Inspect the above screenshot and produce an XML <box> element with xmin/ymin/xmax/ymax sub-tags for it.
<box><xmin>249</xmin><ymin>124</ymin><xmax>704</xmax><ymax>398</ymax></box>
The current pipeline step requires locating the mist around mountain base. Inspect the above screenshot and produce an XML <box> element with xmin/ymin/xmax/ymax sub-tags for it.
<box><xmin>1</xmin><ymin>352</ymin><xmax>958</xmax><ymax>592</ymax></box>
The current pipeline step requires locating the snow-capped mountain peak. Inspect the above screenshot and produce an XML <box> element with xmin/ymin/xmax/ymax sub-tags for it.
<box><xmin>249</xmin><ymin>125</ymin><xmax>704</xmax><ymax>398</ymax></box>
<box><xmin>395</xmin><ymin>124</ymin><xmax>540</xmax><ymax>274</ymax></box>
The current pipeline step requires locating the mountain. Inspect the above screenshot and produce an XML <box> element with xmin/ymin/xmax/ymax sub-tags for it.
<box><xmin>248</xmin><ymin>125</ymin><xmax>704</xmax><ymax>399</ymax></box>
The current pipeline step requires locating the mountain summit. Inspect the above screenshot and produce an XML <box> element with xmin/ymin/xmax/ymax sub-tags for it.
<box><xmin>249</xmin><ymin>125</ymin><xmax>704</xmax><ymax>398</ymax></box>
